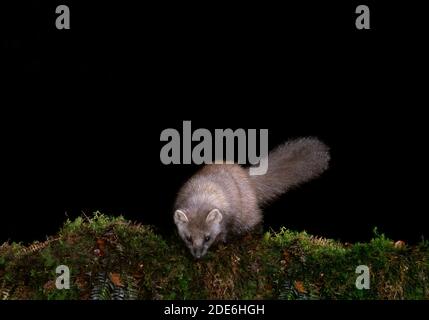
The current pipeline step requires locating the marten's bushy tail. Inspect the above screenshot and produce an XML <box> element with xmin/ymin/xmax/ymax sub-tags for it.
<box><xmin>250</xmin><ymin>137</ymin><xmax>330</xmax><ymax>206</ymax></box>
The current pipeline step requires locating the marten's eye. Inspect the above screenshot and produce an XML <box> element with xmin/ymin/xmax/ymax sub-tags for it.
<box><xmin>186</xmin><ymin>236</ymin><xmax>192</xmax><ymax>243</ymax></box>
<box><xmin>204</xmin><ymin>235</ymin><xmax>211</xmax><ymax>242</ymax></box>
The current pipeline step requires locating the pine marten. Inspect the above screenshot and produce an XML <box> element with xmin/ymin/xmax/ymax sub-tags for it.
<box><xmin>174</xmin><ymin>137</ymin><xmax>330</xmax><ymax>258</ymax></box>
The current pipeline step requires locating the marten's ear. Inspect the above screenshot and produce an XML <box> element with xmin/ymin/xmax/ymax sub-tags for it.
<box><xmin>206</xmin><ymin>208</ymin><xmax>223</xmax><ymax>224</ymax></box>
<box><xmin>174</xmin><ymin>210</ymin><xmax>189</xmax><ymax>224</ymax></box>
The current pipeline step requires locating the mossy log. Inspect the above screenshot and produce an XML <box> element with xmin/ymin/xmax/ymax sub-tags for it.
<box><xmin>1</xmin><ymin>213</ymin><xmax>428</xmax><ymax>300</ymax></box>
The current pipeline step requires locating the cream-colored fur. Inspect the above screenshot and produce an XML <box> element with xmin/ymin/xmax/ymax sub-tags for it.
<box><xmin>174</xmin><ymin>137</ymin><xmax>330</xmax><ymax>258</ymax></box>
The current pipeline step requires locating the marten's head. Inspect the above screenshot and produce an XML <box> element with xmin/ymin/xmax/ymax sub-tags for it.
<box><xmin>174</xmin><ymin>208</ymin><xmax>222</xmax><ymax>258</ymax></box>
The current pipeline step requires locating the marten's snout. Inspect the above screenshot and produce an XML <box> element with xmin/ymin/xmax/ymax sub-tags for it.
<box><xmin>191</xmin><ymin>239</ymin><xmax>207</xmax><ymax>259</ymax></box>
<box><xmin>191</xmin><ymin>246</ymin><xmax>205</xmax><ymax>259</ymax></box>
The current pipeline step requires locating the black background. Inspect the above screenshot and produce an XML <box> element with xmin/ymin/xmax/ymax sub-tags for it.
<box><xmin>1</xmin><ymin>0</ymin><xmax>428</xmax><ymax>248</ymax></box>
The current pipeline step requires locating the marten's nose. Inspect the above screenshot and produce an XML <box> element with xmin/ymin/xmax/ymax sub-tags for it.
<box><xmin>194</xmin><ymin>247</ymin><xmax>203</xmax><ymax>259</ymax></box>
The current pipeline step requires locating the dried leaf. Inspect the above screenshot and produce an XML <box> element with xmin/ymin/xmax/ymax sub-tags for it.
<box><xmin>109</xmin><ymin>273</ymin><xmax>124</xmax><ymax>287</ymax></box>
<box><xmin>95</xmin><ymin>239</ymin><xmax>106</xmax><ymax>256</ymax></box>
<box><xmin>43</xmin><ymin>280</ymin><xmax>56</xmax><ymax>293</ymax></box>
<box><xmin>294</xmin><ymin>281</ymin><xmax>306</xmax><ymax>294</ymax></box>
<box><xmin>96</xmin><ymin>239</ymin><xmax>106</xmax><ymax>250</ymax></box>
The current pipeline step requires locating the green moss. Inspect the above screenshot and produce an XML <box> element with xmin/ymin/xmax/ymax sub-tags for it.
<box><xmin>0</xmin><ymin>213</ymin><xmax>428</xmax><ymax>300</ymax></box>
